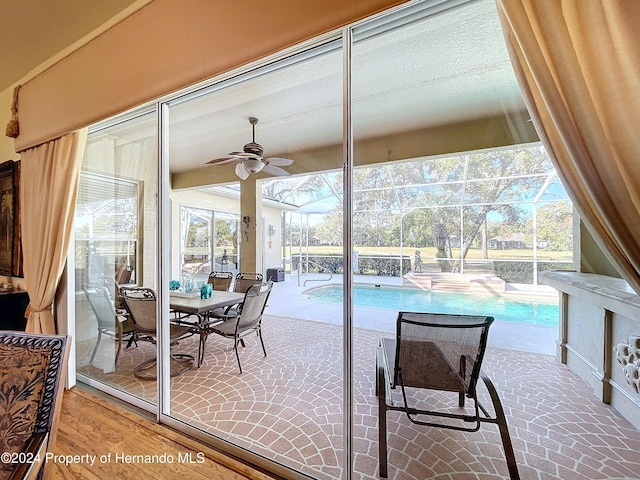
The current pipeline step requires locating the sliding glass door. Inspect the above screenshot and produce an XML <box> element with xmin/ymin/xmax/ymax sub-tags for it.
<box><xmin>70</xmin><ymin>1</ymin><xmax>558</xmax><ymax>478</ymax></box>
<box><xmin>162</xmin><ymin>39</ymin><xmax>345</xmax><ymax>479</ymax></box>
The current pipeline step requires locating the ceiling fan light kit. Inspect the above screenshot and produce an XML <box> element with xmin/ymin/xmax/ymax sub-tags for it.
<box><xmin>206</xmin><ymin>116</ymin><xmax>294</xmax><ymax>180</ymax></box>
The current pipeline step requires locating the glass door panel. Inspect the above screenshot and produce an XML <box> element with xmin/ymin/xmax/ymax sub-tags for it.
<box><xmin>165</xmin><ymin>41</ymin><xmax>344</xmax><ymax>479</ymax></box>
<box><xmin>74</xmin><ymin>110</ymin><xmax>158</xmax><ymax>406</ymax></box>
<box><xmin>181</xmin><ymin>206</ymin><xmax>213</xmax><ymax>285</ymax></box>
<box><xmin>351</xmin><ymin>1</ymin><xmax>561</xmax><ymax>478</ymax></box>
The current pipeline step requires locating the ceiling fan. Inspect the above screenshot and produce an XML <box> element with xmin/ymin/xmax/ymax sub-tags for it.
<box><xmin>206</xmin><ymin>117</ymin><xmax>293</xmax><ymax>180</ymax></box>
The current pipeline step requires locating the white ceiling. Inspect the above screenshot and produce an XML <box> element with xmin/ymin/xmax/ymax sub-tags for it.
<box><xmin>0</xmin><ymin>0</ymin><xmax>138</xmax><ymax>93</ymax></box>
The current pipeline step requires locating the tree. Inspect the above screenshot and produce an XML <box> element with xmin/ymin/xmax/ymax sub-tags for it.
<box><xmin>532</xmin><ymin>201</ymin><xmax>573</xmax><ymax>251</ymax></box>
<box><xmin>316</xmin><ymin>213</ymin><xmax>343</xmax><ymax>246</ymax></box>
<box><xmin>389</xmin><ymin>147</ymin><xmax>552</xmax><ymax>261</ymax></box>
<box><xmin>287</xmin><ymin>145</ymin><xmax>565</xmax><ymax>267</ymax></box>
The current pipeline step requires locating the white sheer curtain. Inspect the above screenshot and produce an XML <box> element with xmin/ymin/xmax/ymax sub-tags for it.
<box><xmin>20</xmin><ymin>129</ymin><xmax>87</xmax><ymax>333</ymax></box>
<box><xmin>496</xmin><ymin>0</ymin><xmax>640</xmax><ymax>293</ymax></box>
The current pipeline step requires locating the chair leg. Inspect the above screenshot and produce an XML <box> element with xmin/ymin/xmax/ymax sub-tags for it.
<box><xmin>480</xmin><ymin>373</ymin><xmax>520</xmax><ymax>480</ymax></box>
<box><xmin>197</xmin><ymin>333</ymin><xmax>207</xmax><ymax>368</ymax></box>
<box><xmin>115</xmin><ymin>335</ymin><xmax>123</xmax><ymax>366</ymax></box>
<box><xmin>258</xmin><ymin>327</ymin><xmax>267</xmax><ymax>357</ymax></box>
<box><xmin>233</xmin><ymin>338</ymin><xmax>243</xmax><ymax>374</ymax></box>
<box><xmin>376</xmin><ymin>346</ymin><xmax>388</xmax><ymax>478</ymax></box>
<box><xmin>126</xmin><ymin>335</ymin><xmax>137</xmax><ymax>348</ymax></box>
<box><xmin>90</xmin><ymin>330</ymin><xmax>102</xmax><ymax>363</ymax></box>
<box><xmin>459</xmin><ymin>355</ymin><xmax>467</xmax><ymax>407</ymax></box>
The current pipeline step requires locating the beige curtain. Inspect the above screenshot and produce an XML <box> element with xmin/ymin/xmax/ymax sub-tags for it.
<box><xmin>496</xmin><ymin>0</ymin><xmax>640</xmax><ymax>293</ymax></box>
<box><xmin>20</xmin><ymin>129</ymin><xmax>87</xmax><ymax>334</ymax></box>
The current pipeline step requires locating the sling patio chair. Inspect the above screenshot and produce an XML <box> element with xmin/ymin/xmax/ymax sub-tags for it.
<box><xmin>207</xmin><ymin>271</ymin><xmax>233</xmax><ymax>291</ymax></box>
<box><xmin>201</xmin><ymin>281</ymin><xmax>272</xmax><ymax>373</ymax></box>
<box><xmin>209</xmin><ymin>271</ymin><xmax>264</xmax><ymax>320</ymax></box>
<box><xmin>83</xmin><ymin>284</ymin><xmax>136</xmax><ymax>369</ymax></box>
<box><xmin>119</xmin><ymin>286</ymin><xmax>195</xmax><ymax>380</ymax></box>
<box><xmin>376</xmin><ymin>311</ymin><xmax>519</xmax><ymax>479</ymax></box>
<box><xmin>232</xmin><ymin>272</ymin><xmax>264</xmax><ymax>294</ymax></box>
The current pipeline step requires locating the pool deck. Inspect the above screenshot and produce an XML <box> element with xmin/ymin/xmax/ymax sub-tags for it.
<box><xmin>266</xmin><ymin>272</ymin><xmax>560</xmax><ymax>356</ymax></box>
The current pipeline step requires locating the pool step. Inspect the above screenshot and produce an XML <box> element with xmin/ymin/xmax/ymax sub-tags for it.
<box><xmin>403</xmin><ymin>273</ymin><xmax>505</xmax><ymax>294</ymax></box>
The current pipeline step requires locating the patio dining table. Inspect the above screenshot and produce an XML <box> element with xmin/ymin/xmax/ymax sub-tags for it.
<box><xmin>170</xmin><ymin>291</ymin><xmax>245</xmax><ymax>367</ymax></box>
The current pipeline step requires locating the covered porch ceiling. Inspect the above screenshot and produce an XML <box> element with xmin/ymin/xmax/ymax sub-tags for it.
<box><xmin>92</xmin><ymin>0</ymin><xmax>537</xmax><ymax>190</ymax></box>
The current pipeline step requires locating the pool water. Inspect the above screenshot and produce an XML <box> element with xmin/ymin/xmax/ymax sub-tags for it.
<box><xmin>305</xmin><ymin>285</ymin><xmax>559</xmax><ymax>326</ymax></box>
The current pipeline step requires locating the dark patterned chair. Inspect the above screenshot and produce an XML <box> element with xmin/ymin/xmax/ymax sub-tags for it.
<box><xmin>0</xmin><ymin>331</ymin><xmax>69</xmax><ymax>480</ymax></box>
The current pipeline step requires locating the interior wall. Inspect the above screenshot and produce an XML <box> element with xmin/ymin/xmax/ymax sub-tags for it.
<box><xmin>0</xmin><ymin>88</ymin><xmax>26</xmax><ymax>289</ymax></box>
<box><xmin>170</xmin><ymin>188</ymin><xmax>282</xmax><ymax>278</ymax></box>
<box><xmin>0</xmin><ymin>88</ymin><xmax>17</xmax><ymax>159</ymax></box>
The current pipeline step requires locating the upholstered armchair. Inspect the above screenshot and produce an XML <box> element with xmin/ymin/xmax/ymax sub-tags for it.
<box><xmin>0</xmin><ymin>331</ymin><xmax>69</xmax><ymax>480</ymax></box>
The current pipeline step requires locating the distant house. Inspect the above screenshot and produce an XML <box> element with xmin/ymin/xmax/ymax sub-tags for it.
<box><xmin>448</xmin><ymin>235</ymin><xmax>462</xmax><ymax>248</ymax></box>
<box><xmin>488</xmin><ymin>233</ymin><xmax>526</xmax><ymax>249</ymax></box>
<box><xmin>308</xmin><ymin>235</ymin><xmax>322</xmax><ymax>246</ymax></box>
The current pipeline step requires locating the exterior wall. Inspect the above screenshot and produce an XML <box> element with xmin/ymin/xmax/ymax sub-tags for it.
<box><xmin>262</xmin><ymin>212</ymin><xmax>284</xmax><ymax>275</ymax></box>
<box><xmin>540</xmin><ymin>271</ymin><xmax>640</xmax><ymax>431</ymax></box>
<box><xmin>83</xmin><ymin>135</ymin><xmax>157</xmax><ymax>288</ymax></box>
<box><xmin>170</xmin><ymin>188</ymin><xmax>283</xmax><ymax>280</ymax></box>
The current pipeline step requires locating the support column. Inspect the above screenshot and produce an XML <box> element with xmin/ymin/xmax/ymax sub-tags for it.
<box><xmin>239</xmin><ymin>176</ymin><xmax>263</xmax><ymax>274</ymax></box>
<box><xmin>556</xmin><ymin>292</ymin><xmax>568</xmax><ymax>363</ymax></box>
<box><xmin>601</xmin><ymin>309</ymin><xmax>613</xmax><ymax>404</ymax></box>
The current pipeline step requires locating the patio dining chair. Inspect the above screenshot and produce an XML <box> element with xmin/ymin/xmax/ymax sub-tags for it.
<box><xmin>83</xmin><ymin>284</ymin><xmax>136</xmax><ymax>368</ymax></box>
<box><xmin>119</xmin><ymin>286</ymin><xmax>195</xmax><ymax>379</ymax></box>
<box><xmin>201</xmin><ymin>281</ymin><xmax>272</xmax><ymax>373</ymax></box>
<box><xmin>208</xmin><ymin>271</ymin><xmax>233</xmax><ymax>291</ymax></box>
<box><xmin>209</xmin><ymin>272</ymin><xmax>264</xmax><ymax>319</ymax></box>
<box><xmin>376</xmin><ymin>311</ymin><xmax>519</xmax><ymax>479</ymax></box>
<box><xmin>233</xmin><ymin>272</ymin><xmax>264</xmax><ymax>293</ymax></box>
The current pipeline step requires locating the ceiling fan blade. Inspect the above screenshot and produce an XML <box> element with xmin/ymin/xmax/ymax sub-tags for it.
<box><xmin>262</xmin><ymin>164</ymin><xmax>291</xmax><ymax>177</ymax></box>
<box><xmin>235</xmin><ymin>162</ymin><xmax>251</xmax><ymax>180</ymax></box>
<box><xmin>206</xmin><ymin>157</ymin><xmax>239</xmax><ymax>165</ymax></box>
<box><xmin>231</xmin><ymin>152</ymin><xmax>262</xmax><ymax>160</ymax></box>
<box><xmin>264</xmin><ymin>157</ymin><xmax>293</xmax><ymax>166</ymax></box>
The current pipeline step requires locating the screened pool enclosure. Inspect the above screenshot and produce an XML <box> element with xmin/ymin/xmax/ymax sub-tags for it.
<box><xmin>256</xmin><ymin>143</ymin><xmax>573</xmax><ymax>285</ymax></box>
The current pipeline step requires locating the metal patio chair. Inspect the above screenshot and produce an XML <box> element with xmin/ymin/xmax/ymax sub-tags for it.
<box><xmin>207</xmin><ymin>271</ymin><xmax>233</xmax><ymax>291</ymax></box>
<box><xmin>83</xmin><ymin>284</ymin><xmax>136</xmax><ymax>368</ymax></box>
<box><xmin>202</xmin><ymin>282</ymin><xmax>272</xmax><ymax>373</ymax></box>
<box><xmin>376</xmin><ymin>311</ymin><xmax>519</xmax><ymax>479</ymax></box>
<box><xmin>233</xmin><ymin>272</ymin><xmax>263</xmax><ymax>294</ymax></box>
<box><xmin>119</xmin><ymin>286</ymin><xmax>195</xmax><ymax>380</ymax></box>
<box><xmin>209</xmin><ymin>271</ymin><xmax>264</xmax><ymax>319</ymax></box>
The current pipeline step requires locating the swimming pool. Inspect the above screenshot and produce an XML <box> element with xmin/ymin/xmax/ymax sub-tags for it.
<box><xmin>304</xmin><ymin>285</ymin><xmax>559</xmax><ymax>326</ymax></box>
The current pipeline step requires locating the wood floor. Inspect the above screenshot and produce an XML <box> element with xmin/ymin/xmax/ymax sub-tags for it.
<box><xmin>52</xmin><ymin>387</ymin><xmax>278</xmax><ymax>480</ymax></box>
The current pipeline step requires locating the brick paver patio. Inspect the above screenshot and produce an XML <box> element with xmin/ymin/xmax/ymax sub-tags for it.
<box><xmin>77</xmin><ymin>314</ymin><xmax>640</xmax><ymax>479</ymax></box>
